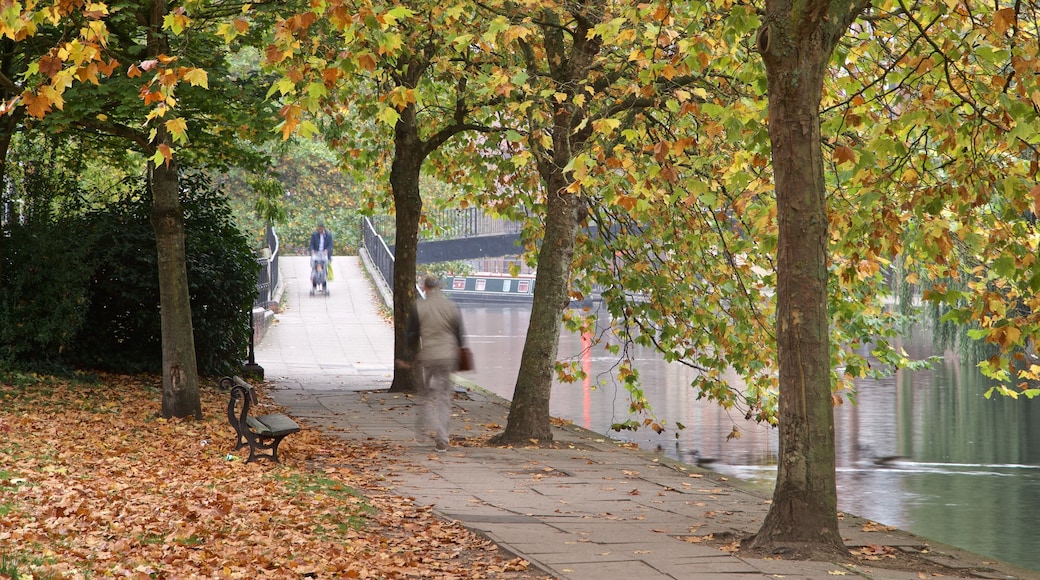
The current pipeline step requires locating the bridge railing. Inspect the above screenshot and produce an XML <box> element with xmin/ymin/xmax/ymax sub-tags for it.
<box><xmin>255</xmin><ymin>224</ymin><xmax>279</xmax><ymax>308</ymax></box>
<box><xmin>368</xmin><ymin>207</ymin><xmax>522</xmax><ymax>244</ymax></box>
<box><xmin>361</xmin><ymin>216</ymin><xmax>395</xmax><ymax>289</ymax></box>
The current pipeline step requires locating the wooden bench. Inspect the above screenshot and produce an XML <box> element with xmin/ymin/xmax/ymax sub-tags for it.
<box><xmin>221</xmin><ymin>376</ymin><xmax>301</xmax><ymax>463</ymax></box>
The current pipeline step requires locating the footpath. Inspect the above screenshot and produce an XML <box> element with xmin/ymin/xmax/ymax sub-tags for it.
<box><xmin>254</xmin><ymin>256</ymin><xmax>1037</xmax><ymax>580</ymax></box>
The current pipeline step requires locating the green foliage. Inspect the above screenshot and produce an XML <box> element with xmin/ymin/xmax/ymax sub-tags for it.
<box><xmin>0</xmin><ymin>214</ymin><xmax>97</xmax><ymax>368</ymax></box>
<box><xmin>0</xmin><ymin>170</ymin><xmax>256</xmax><ymax>376</ymax></box>
<box><xmin>67</xmin><ymin>172</ymin><xmax>257</xmax><ymax>376</ymax></box>
<box><xmin>820</xmin><ymin>0</ymin><xmax>1040</xmax><ymax>395</ymax></box>
<box><xmin>0</xmin><ymin>139</ymin><xmax>98</xmax><ymax>368</ymax></box>
<box><xmin>216</xmin><ymin>139</ymin><xmax>366</xmax><ymax>255</ymax></box>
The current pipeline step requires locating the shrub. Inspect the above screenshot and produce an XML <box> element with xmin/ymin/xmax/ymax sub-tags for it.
<box><xmin>0</xmin><ymin>170</ymin><xmax>257</xmax><ymax>376</ymax></box>
<box><xmin>0</xmin><ymin>215</ymin><xmax>96</xmax><ymax>367</ymax></box>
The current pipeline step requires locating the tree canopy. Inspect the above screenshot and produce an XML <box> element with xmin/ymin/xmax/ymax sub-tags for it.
<box><xmin>4</xmin><ymin>0</ymin><xmax>1040</xmax><ymax>555</ymax></box>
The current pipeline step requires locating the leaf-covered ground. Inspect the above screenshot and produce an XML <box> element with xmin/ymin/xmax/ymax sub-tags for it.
<box><xmin>0</xmin><ymin>372</ymin><xmax>548</xmax><ymax>579</ymax></box>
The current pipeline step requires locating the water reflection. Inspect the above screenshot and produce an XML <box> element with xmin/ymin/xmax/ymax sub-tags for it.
<box><xmin>462</xmin><ymin>305</ymin><xmax>1040</xmax><ymax>572</ymax></box>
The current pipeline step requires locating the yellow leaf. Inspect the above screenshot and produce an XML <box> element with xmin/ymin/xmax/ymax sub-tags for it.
<box><xmin>376</xmin><ymin>106</ymin><xmax>400</xmax><ymax>127</ymax></box>
<box><xmin>182</xmin><ymin>68</ymin><xmax>208</xmax><ymax>88</ymax></box>
<box><xmin>592</xmin><ymin>118</ymin><xmax>620</xmax><ymax>134</ymax></box>
<box><xmin>388</xmin><ymin>87</ymin><xmax>415</xmax><ymax>110</ymax></box>
<box><xmin>297</xmin><ymin>119</ymin><xmax>319</xmax><ymax>139</ymax></box>
<box><xmin>165</xmin><ymin>117</ymin><xmax>188</xmax><ymax>143</ymax></box>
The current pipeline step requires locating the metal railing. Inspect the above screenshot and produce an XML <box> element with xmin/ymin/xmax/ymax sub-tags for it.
<box><xmin>368</xmin><ymin>207</ymin><xmax>522</xmax><ymax>244</ymax></box>
<box><xmin>255</xmin><ymin>224</ymin><xmax>280</xmax><ymax>308</ymax></box>
<box><xmin>361</xmin><ymin>216</ymin><xmax>395</xmax><ymax>290</ymax></box>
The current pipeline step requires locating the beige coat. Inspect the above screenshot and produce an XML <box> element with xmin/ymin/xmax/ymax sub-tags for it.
<box><xmin>409</xmin><ymin>289</ymin><xmax>464</xmax><ymax>362</ymax></box>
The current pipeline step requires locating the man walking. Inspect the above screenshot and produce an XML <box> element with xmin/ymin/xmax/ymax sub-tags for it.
<box><xmin>406</xmin><ymin>275</ymin><xmax>466</xmax><ymax>452</ymax></box>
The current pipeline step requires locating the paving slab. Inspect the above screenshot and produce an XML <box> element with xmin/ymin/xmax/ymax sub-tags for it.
<box><xmin>254</xmin><ymin>256</ymin><xmax>1039</xmax><ymax>580</ymax></box>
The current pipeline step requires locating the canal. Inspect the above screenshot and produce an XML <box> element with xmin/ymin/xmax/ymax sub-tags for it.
<box><xmin>461</xmin><ymin>304</ymin><xmax>1040</xmax><ymax>572</ymax></box>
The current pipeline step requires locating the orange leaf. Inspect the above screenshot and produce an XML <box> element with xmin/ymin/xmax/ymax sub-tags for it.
<box><xmin>833</xmin><ymin>145</ymin><xmax>856</xmax><ymax>165</ymax></box>
<box><xmin>38</xmin><ymin>54</ymin><xmax>63</xmax><ymax>78</ymax></box>
<box><xmin>21</xmin><ymin>91</ymin><xmax>52</xmax><ymax>118</ymax></box>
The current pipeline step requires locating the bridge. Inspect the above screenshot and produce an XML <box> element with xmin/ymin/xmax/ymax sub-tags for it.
<box><xmin>360</xmin><ymin>209</ymin><xmax>536</xmax><ymax>304</ymax></box>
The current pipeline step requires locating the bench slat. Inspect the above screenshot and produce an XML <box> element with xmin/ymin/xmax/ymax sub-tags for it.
<box><xmin>251</xmin><ymin>414</ymin><xmax>301</xmax><ymax>435</ymax></box>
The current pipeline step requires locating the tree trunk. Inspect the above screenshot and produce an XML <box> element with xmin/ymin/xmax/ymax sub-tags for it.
<box><xmin>0</xmin><ymin>50</ymin><xmax>24</xmax><ymax>287</ymax></box>
<box><xmin>388</xmin><ymin>105</ymin><xmax>423</xmax><ymax>393</ymax></box>
<box><xmin>150</xmin><ymin>156</ymin><xmax>202</xmax><ymax>419</ymax></box>
<box><xmin>494</xmin><ymin>172</ymin><xmax>583</xmax><ymax>443</ymax></box>
<box><xmin>0</xmin><ymin>112</ymin><xmax>17</xmax><ymax>286</ymax></box>
<box><xmin>147</xmin><ymin>0</ymin><xmax>200</xmax><ymax>419</ymax></box>
<box><xmin>491</xmin><ymin>3</ymin><xmax>600</xmax><ymax>444</ymax></box>
<box><xmin>747</xmin><ymin>5</ymin><xmax>852</xmax><ymax>556</ymax></box>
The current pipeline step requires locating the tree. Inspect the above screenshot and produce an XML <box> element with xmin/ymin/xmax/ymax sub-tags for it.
<box><xmin>263</xmin><ymin>0</ymin><xmax>512</xmax><ymax>392</ymax></box>
<box><xmin>739</xmin><ymin>0</ymin><xmax>868</xmax><ymax>554</ymax></box>
<box><xmin>479</xmin><ymin>1</ymin><xmax>605</xmax><ymax>442</ymax></box>
<box><xmin>3</xmin><ymin>0</ymin><xmax>280</xmax><ymax>417</ymax></box>
<box><xmin>140</xmin><ymin>0</ymin><xmax>199</xmax><ymax>418</ymax></box>
<box><xmin>472</xmin><ymin>0</ymin><xmax>726</xmax><ymax>443</ymax></box>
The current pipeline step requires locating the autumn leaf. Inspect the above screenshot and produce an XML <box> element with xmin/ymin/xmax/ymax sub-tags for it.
<box><xmin>165</xmin><ymin>117</ymin><xmax>188</xmax><ymax>142</ymax></box>
<box><xmin>861</xmin><ymin>521</ymin><xmax>896</xmax><ymax>532</ymax></box>
<box><xmin>181</xmin><ymin>67</ymin><xmax>208</xmax><ymax>88</ymax></box>
<box><xmin>19</xmin><ymin>91</ymin><xmax>50</xmax><ymax>118</ymax></box>
<box><xmin>833</xmin><ymin>145</ymin><xmax>856</xmax><ymax>165</ymax></box>
<box><xmin>0</xmin><ymin>373</ymin><xmax>545</xmax><ymax>579</ymax></box>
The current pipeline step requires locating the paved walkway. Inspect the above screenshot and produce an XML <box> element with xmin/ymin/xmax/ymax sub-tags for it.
<box><xmin>255</xmin><ymin>256</ymin><xmax>1037</xmax><ymax>580</ymax></box>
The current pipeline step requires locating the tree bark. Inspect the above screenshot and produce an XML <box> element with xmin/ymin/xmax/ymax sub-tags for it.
<box><xmin>495</xmin><ymin>173</ymin><xmax>583</xmax><ymax>442</ymax></box>
<box><xmin>747</xmin><ymin>2</ymin><xmax>859</xmax><ymax>556</ymax></box>
<box><xmin>148</xmin><ymin>0</ymin><xmax>201</xmax><ymax>419</ymax></box>
<box><xmin>150</xmin><ymin>156</ymin><xmax>202</xmax><ymax>419</ymax></box>
<box><xmin>0</xmin><ymin>112</ymin><xmax>17</xmax><ymax>286</ymax></box>
<box><xmin>388</xmin><ymin>111</ymin><xmax>423</xmax><ymax>393</ymax></box>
